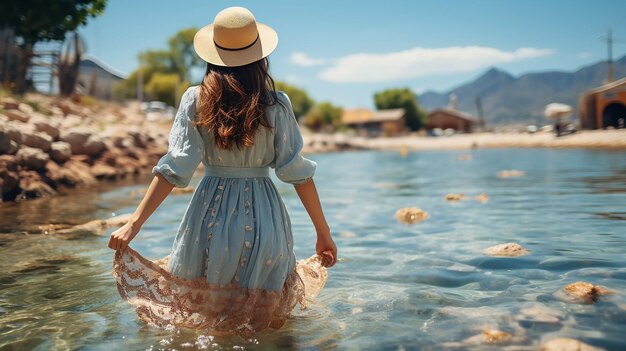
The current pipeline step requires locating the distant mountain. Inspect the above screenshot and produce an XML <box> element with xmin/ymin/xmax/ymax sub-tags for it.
<box><xmin>419</xmin><ymin>55</ymin><xmax>626</xmax><ymax>125</ymax></box>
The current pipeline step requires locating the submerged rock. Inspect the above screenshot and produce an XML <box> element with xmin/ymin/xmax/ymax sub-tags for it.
<box><xmin>474</xmin><ymin>193</ymin><xmax>490</xmax><ymax>203</ymax></box>
<box><xmin>480</xmin><ymin>329</ymin><xmax>511</xmax><ymax>343</ymax></box>
<box><xmin>484</xmin><ymin>243</ymin><xmax>529</xmax><ymax>257</ymax></box>
<box><xmin>497</xmin><ymin>170</ymin><xmax>525</xmax><ymax>178</ymax></box>
<box><xmin>395</xmin><ymin>207</ymin><xmax>429</xmax><ymax>224</ymax></box>
<box><xmin>515</xmin><ymin>303</ymin><xmax>563</xmax><ymax>324</ymax></box>
<box><xmin>556</xmin><ymin>281</ymin><xmax>614</xmax><ymax>304</ymax></box>
<box><xmin>540</xmin><ymin>338</ymin><xmax>605</xmax><ymax>351</ymax></box>
<box><xmin>445</xmin><ymin>193</ymin><xmax>465</xmax><ymax>201</ymax></box>
<box><xmin>56</xmin><ymin>213</ymin><xmax>132</xmax><ymax>236</ymax></box>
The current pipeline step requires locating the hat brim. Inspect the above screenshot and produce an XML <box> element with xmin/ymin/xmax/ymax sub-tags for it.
<box><xmin>193</xmin><ymin>22</ymin><xmax>278</xmax><ymax>67</ymax></box>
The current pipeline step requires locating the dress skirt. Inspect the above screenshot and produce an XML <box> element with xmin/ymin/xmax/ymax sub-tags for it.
<box><xmin>112</xmin><ymin>167</ymin><xmax>327</xmax><ymax>335</ymax></box>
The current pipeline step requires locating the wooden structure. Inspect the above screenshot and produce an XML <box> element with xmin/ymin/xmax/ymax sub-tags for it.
<box><xmin>426</xmin><ymin>108</ymin><xmax>476</xmax><ymax>133</ymax></box>
<box><xmin>342</xmin><ymin>108</ymin><xmax>406</xmax><ymax>137</ymax></box>
<box><xmin>578</xmin><ymin>77</ymin><xmax>626</xmax><ymax>129</ymax></box>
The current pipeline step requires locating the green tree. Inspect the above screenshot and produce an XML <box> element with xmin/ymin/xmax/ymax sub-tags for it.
<box><xmin>168</xmin><ymin>28</ymin><xmax>203</xmax><ymax>81</ymax></box>
<box><xmin>115</xmin><ymin>28</ymin><xmax>201</xmax><ymax>104</ymax></box>
<box><xmin>0</xmin><ymin>0</ymin><xmax>107</xmax><ymax>93</ymax></box>
<box><xmin>374</xmin><ymin>88</ymin><xmax>427</xmax><ymax>131</ymax></box>
<box><xmin>274</xmin><ymin>81</ymin><xmax>314</xmax><ymax>118</ymax></box>
<box><xmin>145</xmin><ymin>72</ymin><xmax>188</xmax><ymax>107</ymax></box>
<box><xmin>304</xmin><ymin>102</ymin><xmax>343</xmax><ymax>132</ymax></box>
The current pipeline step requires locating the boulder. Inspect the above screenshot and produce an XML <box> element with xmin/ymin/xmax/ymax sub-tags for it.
<box><xmin>0</xmin><ymin>155</ymin><xmax>20</xmax><ymax>201</ymax></box>
<box><xmin>49</xmin><ymin>141</ymin><xmax>72</xmax><ymax>163</ymax></box>
<box><xmin>56</xmin><ymin>101</ymin><xmax>72</xmax><ymax>115</ymax></box>
<box><xmin>4</xmin><ymin>109</ymin><xmax>30</xmax><ymax>123</ymax></box>
<box><xmin>18</xmin><ymin>102</ymin><xmax>35</xmax><ymax>114</ymax></box>
<box><xmin>32</xmin><ymin>118</ymin><xmax>60</xmax><ymax>140</ymax></box>
<box><xmin>60</xmin><ymin>128</ymin><xmax>107</xmax><ymax>156</ymax></box>
<box><xmin>0</xmin><ymin>121</ymin><xmax>24</xmax><ymax>144</ymax></box>
<box><xmin>21</xmin><ymin>131</ymin><xmax>52</xmax><ymax>151</ymax></box>
<box><xmin>91</xmin><ymin>162</ymin><xmax>118</xmax><ymax>179</ymax></box>
<box><xmin>16</xmin><ymin>147</ymin><xmax>50</xmax><ymax>170</ymax></box>
<box><xmin>0</xmin><ymin>131</ymin><xmax>19</xmax><ymax>154</ymax></box>
<box><xmin>128</xmin><ymin>130</ymin><xmax>149</xmax><ymax>148</ymax></box>
<box><xmin>62</xmin><ymin>159</ymin><xmax>97</xmax><ymax>185</ymax></box>
<box><xmin>1</xmin><ymin>97</ymin><xmax>19</xmax><ymax>110</ymax></box>
<box><xmin>18</xmin><ymin>170</ymin><xmax>56</xmax><ymax>199</ymax></box>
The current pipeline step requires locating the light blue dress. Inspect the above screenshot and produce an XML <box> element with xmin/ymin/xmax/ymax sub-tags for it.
<box><xmin>151</xmin><ymin>85</ymin><xmax>316</xmax><ymax>292</ymax></box>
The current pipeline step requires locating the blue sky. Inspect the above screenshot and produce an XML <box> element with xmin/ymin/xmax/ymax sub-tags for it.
<box><xmin>78</xmin><ymin>0</ymin><xmax>626</xmax><ymax>108</ymax></box>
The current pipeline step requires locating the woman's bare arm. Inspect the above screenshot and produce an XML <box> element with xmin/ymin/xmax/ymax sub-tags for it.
<box><xmin>294</xmin><ymin>179</ymin><xmax>337</xmax><ymax>267</ymax></box>
<box><xmin>108</xmin><ymin>173</ymin><xmax>174</xmax><ymax>251</ymax></box>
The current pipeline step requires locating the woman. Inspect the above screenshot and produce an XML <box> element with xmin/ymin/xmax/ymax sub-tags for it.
<box><xmin>108</xmin><ymin>6</ymin><xmax>337</xmax><ymax>335</ymax></box>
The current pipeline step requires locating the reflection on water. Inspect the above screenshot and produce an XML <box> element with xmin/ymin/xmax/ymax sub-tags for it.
<box><xmin>1</xmin><ymin>148</ymin><xmax>625</xmax><ymax>350</ymax></box>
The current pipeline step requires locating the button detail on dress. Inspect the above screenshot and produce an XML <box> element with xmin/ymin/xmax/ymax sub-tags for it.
<box><xmin>245</xmin><ymin>225</ymin><xmax>252</xmax><ymax>231</ymax></box>
<box><xmin>244</xmin><ymin>241</ymin><xmax>252</xmax><ymax>249</ymax></box>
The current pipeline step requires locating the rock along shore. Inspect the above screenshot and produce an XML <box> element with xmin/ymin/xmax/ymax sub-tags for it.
<box><xmin>0</xmin><ymin>93</ymin><xmax>170</xmax><ymax>202</ymax></box>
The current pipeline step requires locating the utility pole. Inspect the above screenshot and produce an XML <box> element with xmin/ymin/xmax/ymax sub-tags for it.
<box><xmin>600</xmin><ymin>28</ymin><xmax>614</xmax><ymax>84</ymax></box>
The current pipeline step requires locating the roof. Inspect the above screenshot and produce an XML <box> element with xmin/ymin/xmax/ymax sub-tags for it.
<box><xmin>428</xmin><ymin>108</ymin><xmax>477</xmax><ymax>122</ymax></box>
<box><xmin>584</xmin><ymin>77</ymin><xmax>626</xmax><ymax>95</ymax></box>
<box><xmin>342</xmin><ymin>108</ymin><xmax>405</xmax><ymax>124</ymax></box>
<box><xmin>79</xmin><ymin>54</ymin><xmax>128</xmax><ymax>80</ymax></box>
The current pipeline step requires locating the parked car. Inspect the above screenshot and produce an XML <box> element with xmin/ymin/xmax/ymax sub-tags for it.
<box><xmin>141</xmin><ymin>101</ymin><xmax>176</xmax><ymax>121</ymax></box>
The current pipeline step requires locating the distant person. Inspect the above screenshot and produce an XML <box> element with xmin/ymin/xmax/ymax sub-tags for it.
<box><xmin>107</xmin><ymin>6</ymin><xmax>336</xmax><ymax>334</ymax></box>
<box><xmin>554</xmin><ymin>120</ymin><xmax>562</xmax><ymax>137</ymax></box>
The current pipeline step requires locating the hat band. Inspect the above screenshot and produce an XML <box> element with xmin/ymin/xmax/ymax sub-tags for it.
<box><xmin>214</xmin><ymin>35</ymin><xmax>259</xmax><ymax>51</ymax></box>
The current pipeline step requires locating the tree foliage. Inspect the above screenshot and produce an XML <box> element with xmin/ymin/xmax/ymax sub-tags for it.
<box><xmin>0</xmin><ymin>0</ymin><xmax>107</xmax><ymax>45</ymax></box>
<box><xmin>0</xmin><ymin>0</ymin><xmax>107</xmax><ymax>93</ymax></box>
<box><xmin>304</xmin><ymin>102</ymin><xmax>343</xmax><ymax>132</ymax></box>
<box><xmin>274</xmin><ymin>81</ymin><xmax>314</xmax><ymax>118</ymax></box>
<box><xmin>145</xmin><ymin>73</ymin><xmax>188</xmax><ymax>106</ymax></box>
<box><xmin>115</xmin><ymin>27</ymin><xmax>201</xmax><ymax>105</ymax></box>
<box><xmin>374</xmin><ymin>88</ymin><xmax>428</xmax><ymax>131</ymax></box>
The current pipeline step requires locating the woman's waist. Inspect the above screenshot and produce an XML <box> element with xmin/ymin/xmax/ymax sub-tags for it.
<box><xmin>203</xmin><ymin>165</ymin><xmax>270</xmax><ymax>178</ymax></box>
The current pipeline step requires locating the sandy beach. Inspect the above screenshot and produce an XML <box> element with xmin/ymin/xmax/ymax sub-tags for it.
<box><xmin>302</xmin><ymin>129</ymin><xmax>626</xmax><ymax>153</ymax></box>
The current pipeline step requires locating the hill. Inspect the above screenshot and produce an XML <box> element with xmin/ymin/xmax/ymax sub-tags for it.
<box><xmin>418</xmin><ymin>55</ymin><xmax>626</xmax><ymax>125</ymax></box>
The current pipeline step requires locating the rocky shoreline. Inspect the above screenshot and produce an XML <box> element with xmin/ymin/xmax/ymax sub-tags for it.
<box><xmin>3</xmin><ymin>92</ymin><xmax>625</xmax><ymax>203</ymax></box>
<box><xmin>0</xmin><ymin>93</ymin><xmax>170</xmax><ymax>202</ymax></box>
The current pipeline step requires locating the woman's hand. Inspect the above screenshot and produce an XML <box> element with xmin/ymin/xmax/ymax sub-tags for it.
<box><xmin>108</xmin><ymin>220</ymin><xmax>141</xmax><ymax>251</ymax></box>
<box><xmin>316</xmin><ymin>232</ymin><xmax>337</xmax><ymax>268</ymax></box>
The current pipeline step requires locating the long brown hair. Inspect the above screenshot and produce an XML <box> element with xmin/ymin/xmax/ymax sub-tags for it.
<box><xmin>194</xmin><ymin>58</ymin><xmax>277</xmax><ymax>150</ymax></box>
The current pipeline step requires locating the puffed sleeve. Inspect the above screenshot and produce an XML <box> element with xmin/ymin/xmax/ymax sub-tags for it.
<box><xmin>272</xmin><ymin>91</ymin><xmax>316</xmax><ymax>185</ymax></box>
<box><xmin>151</xmin><ymin>87</ymin><xmax>205</xmax><ymax>188</ymax></box>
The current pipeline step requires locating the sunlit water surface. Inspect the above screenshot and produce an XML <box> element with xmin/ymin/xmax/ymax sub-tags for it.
<box><xmin>1</xmin><ymin>148</ymin><xmax>625</xmax><ymax>350</ymax></box>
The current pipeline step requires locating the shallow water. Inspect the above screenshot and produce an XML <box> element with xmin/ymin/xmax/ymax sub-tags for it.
<box><xmin>1</xmin><ymin>148</ymin><xmax>625</xmax><ymax>350</ymax></box>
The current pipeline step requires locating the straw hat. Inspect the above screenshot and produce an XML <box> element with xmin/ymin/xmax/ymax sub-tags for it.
<box><xmin>193</xmin><ymin>6</ymin><xmax>278</xmax><ymax>67</ymax></box>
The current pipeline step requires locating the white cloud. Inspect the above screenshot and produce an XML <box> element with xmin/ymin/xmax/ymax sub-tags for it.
<box><xmin>577</xmin><ymin>52</ymin><xmax>594</xmax><ymax>59</ymax></box>
<box><xmin>290</xmin><ymin>52</ymin><xmax>327</xmax><ymax>67</ymax></box>
<box><xmin>318</xmin><ymin>46</ymin><xmax>555</xmax><ymax>83</ymax></box>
